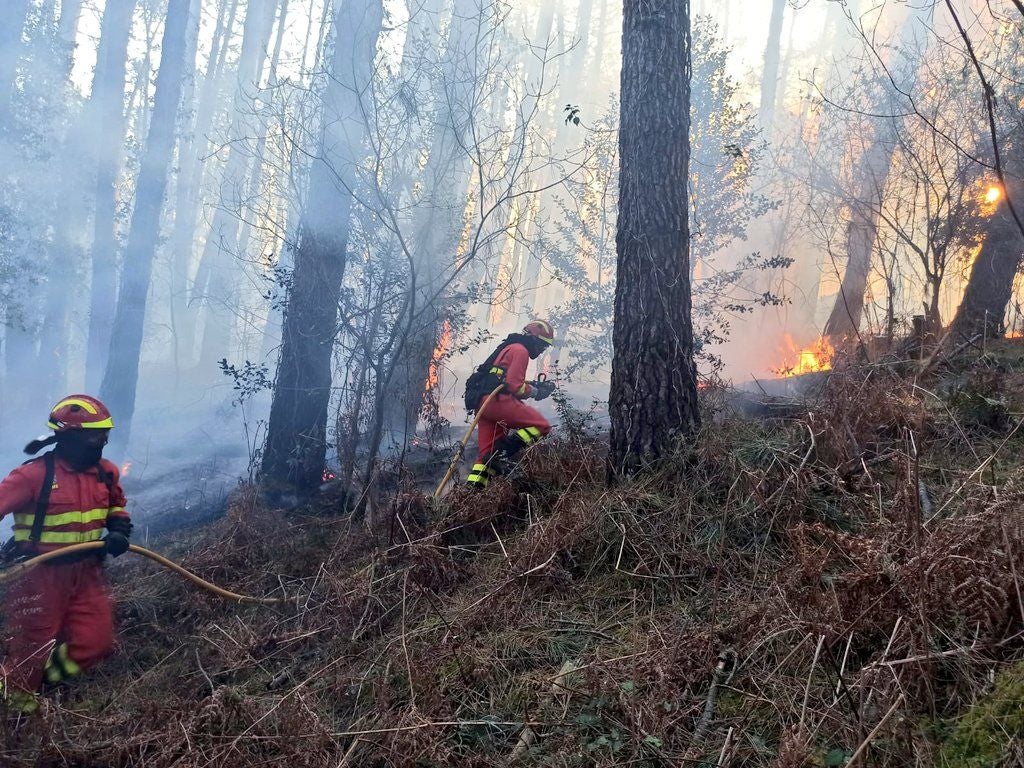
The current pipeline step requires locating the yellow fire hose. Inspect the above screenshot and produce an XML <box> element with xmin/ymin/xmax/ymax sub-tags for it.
<box><xmin>0</xmin><ymin>542</ymin><xmax>288</xmax><ymax>605</ymax></box>
<box><xmin>433</xmin><ymin>384</ymin><xmax>504</xmax><ymax>498</ymax></box>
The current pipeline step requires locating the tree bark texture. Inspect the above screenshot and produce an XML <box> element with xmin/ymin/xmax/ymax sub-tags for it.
<box><xmin>950</xmin><ymin>197</ymin><xmax>1024</xmax><ymax>341</ymax></box>
<box><xmin>261</xmin><ymin>0</ymin><xmax>384</xmax><ymax>490</ymax></box>
<box><xmin>85</xmin><ymin>0</ymin><xmax>139</xmax><ymax>390</ymax></box>
<box><xmin>99</xmin><ymin>0</ymin><xmax>196</xmax><ymax>444</ymax></box>
<box><xmin>608</xmin><ymin>0</ymin><xmax>700</xmax><ymax>472</ymax></box>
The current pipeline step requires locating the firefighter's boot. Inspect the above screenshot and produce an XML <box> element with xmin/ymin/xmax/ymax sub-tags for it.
<box><xmin>43</xmin><ymin>643</ymin><xmax>82</xmax><ymax>687</ymax></box>
<box><xmin>466</xmin><ymin>462</ymin><xmax>493</xmax><ymax>490</ymax></box>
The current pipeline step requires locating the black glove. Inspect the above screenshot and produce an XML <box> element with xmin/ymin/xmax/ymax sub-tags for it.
<box><xmin>532</xmin><ymin>380</ymin><xmax>556</xmax><ymax>401</ymax></box>
<box><xmin>103</xmin><ymin>516</ymin><xmax>133</xmax><ymax>558</ymax></box>
<box><xmin>103</xmin><ymin>532</ymin><xmax>130</xmax><ymax>557</ymax></box>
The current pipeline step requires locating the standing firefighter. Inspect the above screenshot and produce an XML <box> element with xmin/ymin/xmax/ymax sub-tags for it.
<box><xmin>464</xmin><ymin>321</ymin><xmax>557</xmax><ymax>489</ymax></box>
<box><xmin>0</xmin><ymin>395</ymin><xmax>132</xmax><ymax>714</ymax></box>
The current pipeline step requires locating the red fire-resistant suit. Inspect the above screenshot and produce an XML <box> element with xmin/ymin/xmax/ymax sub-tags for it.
<box><xmin>0</xmin><ymin>456</ymin><xmax>128</xmax><ymax>694</ymax></box>
<box><xmin>475</xmin><ymin>342</ymin><xmax>551</xmax><ymax>459</ymax></box>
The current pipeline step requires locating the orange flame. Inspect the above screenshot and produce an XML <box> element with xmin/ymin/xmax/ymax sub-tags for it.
<box><xmin>979</xmin><ymin>183</ymin><xmax>1003</xmax><ymax>218</ymax></box>
<box><xmin>775</xmin><ymin>335</ymin><xmax>834</xmax><ymax>377</ymax></box>
<box><xmin>424</xmin><ymin>320</ymin><xmax>453</xmax><ymax>393</ymax></box>
<box><xmin>120</xmin><ymin>461</ymin><xmax>132</xmax><ymax>477</ymax></box>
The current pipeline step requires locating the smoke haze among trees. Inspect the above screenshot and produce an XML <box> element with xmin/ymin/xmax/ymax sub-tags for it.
<box><xmin>0</xmin><ymin>0</ymin><xmax>1021</xmax><ymax>505</ymax></box>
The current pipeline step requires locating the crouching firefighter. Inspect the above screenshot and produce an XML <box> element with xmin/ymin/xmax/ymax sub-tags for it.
<box><xmin>0</xmin><ymin>395</ymin><xmax>132</xmax><ymax>715</ymax></box>
<box><xmin>463</xmin><ymin>321</ymin><xmax>557</xmax><ymax>489</ymax></box>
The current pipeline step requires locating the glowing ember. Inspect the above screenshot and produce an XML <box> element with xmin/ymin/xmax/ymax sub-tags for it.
<box><xmin>120</xmin><ymin>461</ymin><xmax>132</xmax><ymax>477</ymax></box>
<box><xmin>984</xmin><ymin>185</ymin><xmax>1002</xmax><ymax>205</ymax></box>
<box><xmin>424</xmin><ymin>320</ymin><xmax>453</xmax><ymax>393</ymax></box>
<box><xmin>775</xmin><ymin>335</ymin><xmax>834</xmax><ymax>377</ymax></box>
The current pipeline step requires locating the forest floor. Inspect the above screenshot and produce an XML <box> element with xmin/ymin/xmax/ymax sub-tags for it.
<box><xmin>4</xmin><ymin>341</ymin><xmax>1024</xmax><ymax>766</ymax></box>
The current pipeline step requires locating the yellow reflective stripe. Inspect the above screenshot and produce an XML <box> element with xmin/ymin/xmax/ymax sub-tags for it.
<box><xmin>516</xmin><ymin>428</ymin><xmax>537</xmax><ymax>444</ymax></box>
<box><xmin>109</xmin><ymin>507</ymin><xmax>126</xmax><ymax>515</ymax></box>
<box><xmin>13</xmin><ymin>528</ymin><xmax>105</xmax><ymax>544</ymax></box>
<box><xmin>81</xmin><ymin>417</ymin><xmax>114</xmax><ymax>429</ymax></box>
<box><xmin>489</xmin><ymin>367</ymin><xmax>505</xmax><ymax>375</ymax></box>
<box><xmin>14</xmin><ymin>507</ymin><xmax>110</xmax><ymax>528</ymax></box>
<box><xmin>525</xmin><ymin>427</ymin><xmax>542</xmax><ymax>437</ymax></box>
<box><xmin>471</xmin><ymin>464</ymin><xmax>489</xmax><ymax>472</ymax></box>
<box><xmin>516</xmin><ymin>382</ymin><xmax>529</xmax><ymax>395</ymax></box>
<box><xmin>53</xmin><ymin>398</ymin><xmax>99</xmax><ymax>415</ymax></box>
<box><xmin>56</xmin><ymin>644</ymin><xmax>80</xmax><ymax>676</ymax></box>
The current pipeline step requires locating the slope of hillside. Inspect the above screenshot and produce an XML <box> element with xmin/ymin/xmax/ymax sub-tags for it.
<box><xmin>3</xmin><ymin>350</ymin><xmax>1024</xmax><ymax>767</ymax></box>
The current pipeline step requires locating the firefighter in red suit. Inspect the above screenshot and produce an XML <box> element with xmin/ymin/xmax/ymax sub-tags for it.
<box><xmin>0</xmin><ymin>395</ymin><xmax>132</xmax><ymax>714</ymax></box>
<box><xmin>466</xmin><ymin>321</ymin><xmax>557</xmax><ymax>489</ymax></box>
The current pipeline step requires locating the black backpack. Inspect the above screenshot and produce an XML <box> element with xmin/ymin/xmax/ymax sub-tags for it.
<box><xmin>463</xmin><ymin>337</ymin><xmax>519</xmax><ymax>412</ymax></box>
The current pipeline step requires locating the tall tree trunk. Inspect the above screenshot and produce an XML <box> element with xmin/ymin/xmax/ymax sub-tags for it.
<box><xmin>823</xmin><ymin>6</ymin><xmax>930</xmax><ymax>343</ymax></box>
<box><xmin>261</xmin><ymin>0</ymin><xmax>384</xmax><ymax>491</ymax></box>
<box><xmin>380</xmin><ymin>0</ymin><xmax>483</xmax><ymax>445</ymax></box>
<box><xmin>169</xmin><ymin>0</ymin><xmax>240</xmax><ymax>369</ymax></box>
<box><xmin>608</xmin><ymin>0</ymin><xmax>700</xmax><ymax>471</ymax></box>
<box><xmin>99</xmin><ymin>0</ymin><xmax>196</xmax><ymax>445</ymax></box>
<box><xmin>0</xmin><ymin>0</ymin><xmax>33</xmax><ymax>122</ymax></box>
<box><xmin>194</xmin><ymin>0</ymin><xmax>277</xmax><ymax>371</ymax></box>
<box><xmin>212</xmin><ymin>0</ymin><xmax>290</xmax><ymax>365</ymax></box>
<box><xmin>85</xmin><ymin>0</ymin><xmax>140</xmax><ymax>390</ymax></box>
<box><xmin>758</xmin><ymin>0</ymin><xmax>785</xmax><ymax>133</ymax></box>
<box><xmin>57</xmin><ymin>0</ymin><xmax>84</xmax><ymax>70</ymax></box>
<box><xmin>32</xmin><ymin>0</ymin><xmax>97</xmax><ymax>398</ymax></box>
<box><xmin>950</xmin><ymin>196</ymin><xmax>1024</xmax><ymax>341</ymax></box>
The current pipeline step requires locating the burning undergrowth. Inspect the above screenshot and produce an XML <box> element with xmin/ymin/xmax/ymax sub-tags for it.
<box><xmin>3</xmin><ymin>358</ymin><xmax>1024</xmax><ymax>766</ymax></box>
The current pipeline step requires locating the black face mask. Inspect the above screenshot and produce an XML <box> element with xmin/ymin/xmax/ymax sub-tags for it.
<box><xmin>56</xmin><ymin>431</ymin><xmax>108</xmax><ymax>471</ymax></box>
<box><xmin>524</xmin><ymin>336</ymin><xmax>550</xmax><ymax>360</ymax></box>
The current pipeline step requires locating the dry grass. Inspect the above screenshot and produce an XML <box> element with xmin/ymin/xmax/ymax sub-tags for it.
<box><xmin>2</xmin><ymin>357</ymin><xmax>1024</xmax><ymax>766</ymax></box>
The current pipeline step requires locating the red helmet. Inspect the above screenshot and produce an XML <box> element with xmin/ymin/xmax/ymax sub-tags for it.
<box><xmin>523</xmin><ymin>319</ymin><xmax>555</xmax><ymax>345</ymax></box>
<box><xmin>47</xmin><ymin>395</ymin><xmax>114</xmax><ymax>432</ymax></box>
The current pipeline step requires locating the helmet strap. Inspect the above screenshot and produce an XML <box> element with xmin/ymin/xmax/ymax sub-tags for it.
<box><xmin>23</xmin><ymin>435</ymin><xmax>57</xmax><ymax>456</ymax></box>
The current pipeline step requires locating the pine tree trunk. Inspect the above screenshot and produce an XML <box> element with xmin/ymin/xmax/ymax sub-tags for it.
<box><xmin>169</xmin><ymin>0</ymin><xmax>240</xmax><ymax>369</ymax></box>
<box><xmin>207</xmin><ymin>0</ymin><xmax>289</xmax><ymax>366</ymax></box>
<box><xmin>950</xmin><ymin>197</ymin><xmax>1024</xmax><ymax>341</ymax></box>
<box><xmin>57</xmin><ymin>0</ymin><xmax>84</xmax><ymax>69</ymax></box>
<box><xmin>33</xmin><ymin>0</ymin><xmax>93</xmax><ymax>399</ymax></box>
<box><xmin>608</xmin><ymin>0</ymin><xmax>700</xmax><ymax>472</ymax></box>
<box><xmin>84</xmin><ymin>0</ymin><xmax>139</xmax><ymax>390</ymax></box>
<box><xmin>822</xmin><ymin>6</ymin><xmax>930</xmax><ymax>343</ymax></box>
<box><xmin>261</xmin><ymin>0</ymin><xmax>384</xmax><ymax>491</ymax></box>
<box><xmin>195</xmin><ymin>0</ymin><xmax>277</xmax><ymax>371</ymax></box>
<box><xmin>0</xmin><ymin>0</ymin><xmax>33</xmax><ymax>120</ymax></box>
<box><xmin>758</xmin><ymin>0</ymin><xmax>785</xmax><ymax>133</ymax></box>
<box><xmin>380</xmin><ymin>0</ymin><xmax>481</xmax><ymax>445</ymax></box>
<box><xmin>99</xmin><ymin>0</ymin><xmax>196</xmax><ymax>445</ymax></box>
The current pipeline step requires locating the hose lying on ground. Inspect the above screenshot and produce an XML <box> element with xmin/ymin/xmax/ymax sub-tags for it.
<box><xmin>0</xmin><ymin>542</ymin><xmax>289</xmax><ymax>604</ymax></box>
